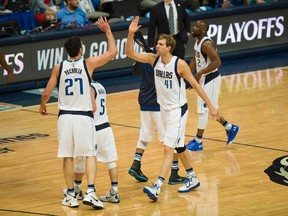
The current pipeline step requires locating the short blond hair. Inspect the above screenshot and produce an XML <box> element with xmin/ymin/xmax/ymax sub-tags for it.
<box><xmin>44</xmin><ymin>9</ymin><xmax>56</xmax><ymax>18</ymax></box>
<box><xmin>157</xmin><ymin>34</ymin><xmax>176</xmax><ymax>54</ymax></box>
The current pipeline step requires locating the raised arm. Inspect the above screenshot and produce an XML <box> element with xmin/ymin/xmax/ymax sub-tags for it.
<box><xmin>125</xmin><ymin>16</ymin><xmax>156</xmax><ymax>65</ymax></box>
<box><xmin>86</xmin><ymin>17</ymin><xmax>118</xmax><ymax>75</ymax></box>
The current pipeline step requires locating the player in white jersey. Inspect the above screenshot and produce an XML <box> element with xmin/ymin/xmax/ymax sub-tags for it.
<box><xmin>125</xmin><ymin>16</ymin><xmax>220</xmax><ymax>201</ymax></box>
<box><xmin>69</xmin><ymin>81</ymin><xmax>120</xmax><ymax>204</ymax></box>
<box><xmin>186</xmin><ymin>20</ymin><xmax>240</xmax><ymax>151</ymax></box>
<box><xmin>39</xmin><ymin>17</ymin><xmax>118</xmax><ymax>209</ymax></box>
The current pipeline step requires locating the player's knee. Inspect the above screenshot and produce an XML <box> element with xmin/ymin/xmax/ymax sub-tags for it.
<box><xmin>107</xmin><ymin>161</ymin><xmax>116</xmax><ymax>170</ymax></box>
<box><xmin>198</xmin><ymin>112</ymin><xmax>209</xmax><ymax>129</ymax></box>
<box><xmin>175</xmin><ymin>146</ymin><xmax>186</xmax><ymax>153</ymax></box>
<box><xmin>74</xmin><ymin>157</ymin><xmax>85</xmax><ymax>173</ymax></box>
<box><xmin>136</xmin><ymin>140</ymin><xmax>148</xmax><ymax>150</ymax></box>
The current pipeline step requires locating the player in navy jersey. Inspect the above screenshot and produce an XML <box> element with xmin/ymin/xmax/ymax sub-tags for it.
<box><xmin>125</xmin><ymin>16</ymin><xmax>220</xmax><ymax>201</ymax></box>
<box><xmin>186</xmin><ymin>20</ymin><xmax>239</xmax><ymax>151</ymax></box>
<box><xmin>39</xmin><ymin>16</ymin><xmax>117</xmax><ymax>209</ymax></box>
<box><xmin>128</xmin><ymin>37</ymin><xmax>186</xmax><ymax>185</ymax></box>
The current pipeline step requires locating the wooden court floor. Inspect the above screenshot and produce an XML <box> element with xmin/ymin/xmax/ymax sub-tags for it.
<box><xmin>0</xmin><ymin>67</ymin><xmax>288</xmax><ymax>216</ymax></box>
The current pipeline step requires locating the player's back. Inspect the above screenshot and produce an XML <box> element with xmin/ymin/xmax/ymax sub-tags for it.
<box><xmin>58</xmin><ymin>59</ymin><xmax>92</xmax><ymax>111</ymax></box>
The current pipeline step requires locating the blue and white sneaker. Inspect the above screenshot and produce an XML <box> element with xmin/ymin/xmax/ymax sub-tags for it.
<box><xmin>186</xmin><ymin>138</ymin><xmax>203</xmax><ymax>151</ymax></box>
<box><xmin>62</xmin><ymin>192</ymin><xmax>79</xmax><ymax>208</ymax></box>
<box><xmin>143</xmin><ymin>184</ymin><xmax>161</xmax><ymax>201</ymax></box>
<box><xmin>63</xmin><ymin>184</ymin><xmax>83</xmax><ymax>200</ymax></box>
<box><xmin>226</xmin><ymin>124</ymin><xmax>240</xmax><ymax>145</ymax></box>
<box><xmin>178</xmin><ymin>175</ymin><xmax>200</xmax><ymax>193</ymax></box>
<box><xmin>83</xmin><ymin>190</ymin><xmax>104</xmax><ymax>209</ymax></box>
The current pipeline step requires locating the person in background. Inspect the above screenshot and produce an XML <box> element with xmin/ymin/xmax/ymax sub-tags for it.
<box><xmin>39</xmin><ymin>16</ymin><xmax>117</xmax><ymax>209</ymax></box>
<box><xmin>0</xmin><ymin>49</ymin><xmax>14</xmax><ymax>82</ymax></box>
<box><xmin>246</xmin><ymin>0</ymin><xmax>275</xmax><ymax>5</ymax></box>
<box><xmin>32</xmin><ymin>9</ymin><xmax>57</xmax><ymax>32</ymax></box>
<box><xmin>186</xmin><ymin>20</ymin><xmax>240</xmax><ymax>151</ymax></box>
<box><xmin>31</xmin><ymin>0</ymin><xmax>58</xmax><ymax>24</ymax></box>
<box><xmin>217</xmin><ymin>0</ymin><xmax>245</xmax><ymax>8</ymax></box>
<box><xmin>139</xmin><ymin>0</ymin><xmax>161</xmax><ymax>13</ymax></box>
<box><xmin>43</xmin><ymin>8</ymin><xmax>57</xmax><ymax>20</ymax></box>
<box><xmin>91</xmin><ymin>0</ymin><xmax>100</xmax><ymax>10</ymax></box>
<box><xmin>54</xmin><ymin>0</ymin><xmax>66</xmax><ymax>8</ymax></box>
<box><xmin>185</xmin><ymin>0</ymin><xmax>200</xmax><ymax>11</ymax></box>
<box><xmin>56</xmin><ymin>0</ymin><xmax>88</xmax><ymax>28</ymax></box>
<box><xmin>148</xmin><ymin>0</ymin><xmax>190</xmax><ymax>59</ymax></box>
<box><xmin>126</xmin><ymin>16</ymin><xmax>220</xmax><ymax>201</ymax></box>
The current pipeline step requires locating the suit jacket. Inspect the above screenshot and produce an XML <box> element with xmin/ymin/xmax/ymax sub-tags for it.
<box><xmin>148</xmin><ymin>0</ymin><xmax>190</xmax><ymax>47</ymax></box>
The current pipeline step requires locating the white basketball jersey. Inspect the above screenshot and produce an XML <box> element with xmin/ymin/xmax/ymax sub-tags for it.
<box><xmin>58</xmin><ymin>59</ymin><xmax>92</xmax><ymax>111</ymax></box>
<box><xmin>91</xmin><ymin>82</ymin><xmax>109</xmax><ymax>125</ymax></box>
<box><xmin>194</xmin><ymin>36</ymin><xmax>218</xmax><ymax>75</ymax></box>
<box><xmin>154</xmin><ymin>56</ymin><xmax>187</xmax><ymax>110</ymax></box>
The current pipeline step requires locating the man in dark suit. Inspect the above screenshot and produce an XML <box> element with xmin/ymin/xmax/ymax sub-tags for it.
<box><xmin>148</xmin><ymin>0</ymin><xmax>191</xmax><ymax>59</ymax></box>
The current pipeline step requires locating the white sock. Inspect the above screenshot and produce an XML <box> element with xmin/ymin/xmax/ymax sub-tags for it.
<box><xmin>225</xmin><ymin>123</ymin><xmax>232</xmax><ymax>130</ymax></box>
<box><xmin>111</xmin><ymin>186</ymin><xmax>118</xmax><ymax>194</ymax></box>
<box><xmin>195</xmin><ymin>137</ymin><xmax>202</xmax><ymax>143</ymax></box>
<box><xmin>87</xmin><ymin>188</ymin><xmax>95</xmax><ymax>193</ymax></box>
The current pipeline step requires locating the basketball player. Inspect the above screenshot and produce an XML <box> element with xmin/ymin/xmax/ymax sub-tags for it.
<box><xmin>125</xmin><ymin>16</ymin><xmax>220</xmax><ymax>201</ymax></box>
<box><xmin>186</xmin><ymin>20</ymin><xmax>239</xmax><ymax>151</ymax></box>
<box><xmin>128</xmin><ymin>33</ymin><xmax>186</xmax><ymax>185</ymax></box>
<box><xmin>65</xmin><ymin>81</ymin><xmax>120</xmax><ymax>206</ymax></box>
<box><xmin>39</xmin><ymin>17</ymin><xmax>117</xmax><ymax>208</ymax></box>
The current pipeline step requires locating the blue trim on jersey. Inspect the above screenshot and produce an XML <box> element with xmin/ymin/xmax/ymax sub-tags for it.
<box><xmin>95</xmin><ymin>122</ymin><xmax>110</xmax><ymax>131</ymax></box>
<box><xmin>66</xmin><ymin>58</ymin><xmax>82</xmax><ymax>63</ymax></box>
<box><xmin>91</xmin><ymin>84</ymin><xmax>97</xmax><ymax>99</ymax></box>
<box><xmin>153</xmin><ymin>56</ymin><xmax>160</xmax><ymax>68</ymax></box>
<box><xmin>83</xmin><ymin>59</ymin><xmax>91</xmax><ymax>84</ymax></box>
<box><xmin>204</xmin><ymin>71</ymin><xmax>220</xmax><ymax>84</ymax></box>
<box><xmin>57</xmin><ymin>61</ymin><xmax>63</xmax><ymax>87</ymax></box>
<box><xmin>174</xmin><ymin>57</ymin><xmax>181</xmax><ymax>87</ymax></box>
<box><xmin>140</xmin><ymin>105</ymin><xmax>160</xmax><ymax>111</ymax></box>
<box><xmin>58</xmin><ymin>110</ymin><xmax>93</xmax><ymax>118</ymax></box>
<box><xmin>181</xmin><ymin>103</ymin><xmax>188</xmax><ymax>117</ymax></box>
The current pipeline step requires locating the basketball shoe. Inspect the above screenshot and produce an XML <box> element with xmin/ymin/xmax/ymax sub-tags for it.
<box><xmin>226</xmin><ymin>124</ymin><xmax>240</xmax><ymax>145</ymax></box>
<box><xmin>100</xmin><ymin>189</ymin><xmax>120</xmax><ymax>203</ymax></box>
<box><xmin>186</xmin><ymin>138</ymin><xmax>203</xmax><ymax>151</ymax></box>
<box><xmin>62</xmin><ymin>192</ymin><xmax>79</xmax><ymax>208</ymax></box>
<box><xmin>128</xmin><ymin>161</ymin><xmax>148</xmax><ymax>182</ymax></box>
<box><xmin>83</xmin><ymin>190</ymin><xmax>104</xmax><ymax>209</ymax></box>
<box><xmin>168</xmin><ymin>168</ymin><xmax>187</xmax><ymax>185</ymax></box>
<box><xmin>143</xmin><ymin>183</ymin><xmax>161</xmax><ymax>201</ymax></box>
<box><xmin>63</xmin><ymin>185</ymin><xmax>83</xmax><ymax>200</ymax></box>
<box><xmin>178</xmin><ymin>175</ymin><xmax>200</xmax><ymax>193</ymax></box>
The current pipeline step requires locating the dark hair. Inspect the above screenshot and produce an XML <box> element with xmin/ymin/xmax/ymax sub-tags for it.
<box><xmin>199</xmin><ymin>20</ymin><xmax>209</xmax><ymax>32</ymax></box>
<box><xmin>64</xmin><ymin>36</ymin><xmax>82</xmax><ymax>58</ymax></box>
<box><xmin>157</xmin><ymin>34</ymin><xmax>176</xmax><ymax>54</ymax></box>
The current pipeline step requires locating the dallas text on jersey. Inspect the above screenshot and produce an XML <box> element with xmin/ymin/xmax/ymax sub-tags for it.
<box><xmin>156</xmin><ymin>69</ymin><xmax>173</xmax><ymax>79</ymax></box>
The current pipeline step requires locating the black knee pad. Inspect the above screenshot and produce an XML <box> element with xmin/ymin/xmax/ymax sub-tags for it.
<box><xmin>175</xmin><ymin>146</ymin><xmax>186</xmax><ymax>153</ymax></box>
